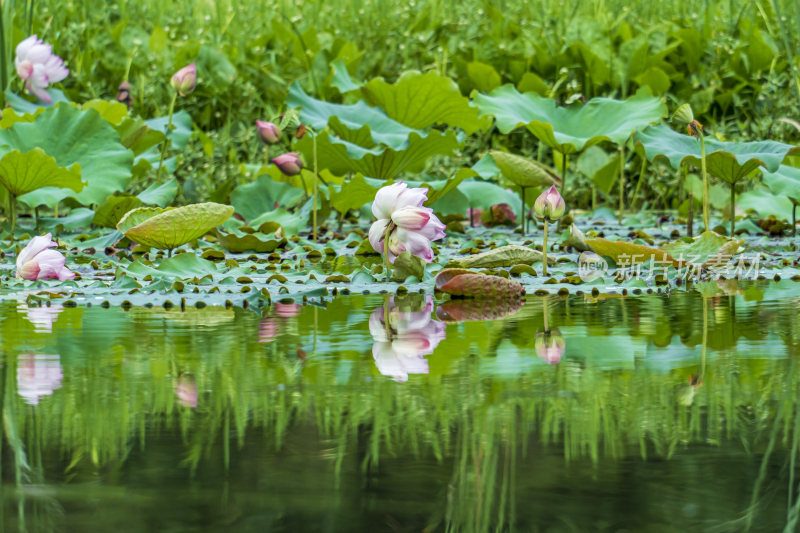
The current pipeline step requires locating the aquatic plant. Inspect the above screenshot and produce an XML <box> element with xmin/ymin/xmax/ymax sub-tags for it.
<box><xmin>15</xmin><ymin>233</ymin><xmax>74</xmax><ymax>281</ymax></box>
<box><xmin>272</xmin><ymin>152</ymin><xmax>303</xmax><ymax>176</ymax></box>
<box><xmin>156</xmin><ymin>63</ymin><xmax>196</xmax><ymax>180</ymax></box>
<box><xmin>14</xmin><ymin>35</ymin><xmax>68</xmax><ymax>103</ymax></box>
<box><xmin>368</xmin><ymin>182</ymin><xmax>446</xmax><ymax>274</ymax></box>
<box><xmin>533</xmin><ymin>185</ymin><xmax>565</xmax><ymax>276</ymax></box>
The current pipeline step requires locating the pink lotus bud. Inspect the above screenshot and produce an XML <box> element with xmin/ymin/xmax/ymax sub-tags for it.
<box><xmin>16</xmin><ymin>234</ymin><xmax>75</xmax><ymax>282</ymax></box>
<box><xmin>170</xmin><ymin>63</ymin><xmax>196</xmax><ymax>96</ymax></box>
<box><xmin>272</xmin><ymin>152</ymin><xmax>303</xmax><ymax>176</ymax></box>
<box><xmin>256</xmin><ymin>120</ymin><xmax>282</xmax><ymax>144</ymax></box>
<box><xmin>533</xmin><ymin>185</ymin><xmax>566</xmax><ymax>221</ymax></box>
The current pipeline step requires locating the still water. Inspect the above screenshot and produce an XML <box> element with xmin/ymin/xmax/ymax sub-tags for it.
<box><xmin>0</xmin><ymin>283</ymin><xmax>799</xmax><ymax>532</ymax></box>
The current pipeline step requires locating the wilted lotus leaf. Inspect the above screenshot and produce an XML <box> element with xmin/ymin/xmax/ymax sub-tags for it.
<box><xmin>435</xmin><ymin>269</ymin><xmax>525</xmax><ymax>298</ymax></box>
<box><xmin>489</xmin><ymin>150</ymin><xmax>560</xmax><ymax>188</ymax></box>
<box><xmin>562</xmin><ymin>223</ymin><xmax>591</xmax><ymax>251</ymax></box>
<box><xmin>117</xmin><ymin>202</ymin><xmax>234</xmax><ymax>250</ymax></box>
<box><xmin>586</xmin><ymin>238</ymin><xmax>678</xmax><ymax>266</ymax></box>
<box><xmin>661</xmin><ymin>231</ymin><xmax>742</xmax><ymax>268</ymax></box>
<box><xmin>0</xmin><ymin>148</ymin><xmax>83</xmax><ymax>196</ymax></box>
<box><xmin>92</xmin><ymin>194</ymin><xmax>144</xmax><ymax>228</ymax></box>
<box><xmin>448</xmin><ymin>244</ymin><xmax>553</xmax><ymax>268</ymax></box>
<box><xmin>435</xmin><ymin>296</ymin><xmax>524</xmax><ymax>322</ymax></box>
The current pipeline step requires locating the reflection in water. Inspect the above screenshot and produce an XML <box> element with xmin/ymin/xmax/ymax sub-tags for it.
<box><xmin>17</xmin><ymin>353</ymin><xmax>63</xmax><ymax>405</ymax></box>
<box><xmin>369</xmin><ymin>295</ymin><xmax>446</xmax><ymax>381</ymax></box>
<box><xmin>435</xmin><ymin>296</ymin><xmax>524</xmax><ymax>322</ymax></box>
<box><xmin>19</xmin><ymin>302</ymin><xmax>63</xmax><ymax>332</ymax></box>
<box><xmin>0</xmin><ymin>284</ymin><xmax>798</xmax><ymax>530</ymax></box>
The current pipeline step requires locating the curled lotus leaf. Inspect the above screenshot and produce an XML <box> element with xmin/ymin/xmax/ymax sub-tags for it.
<box><xmin>448</xmin><ymin>244</ymin><xmax>553</xmax><ymax>268</ymax></box>
<box><xmin>489</xmin><ymin>150</ymin><xmax>560</xmax><ymax>188</ymax></box>
<box><xmin>435</xmin><ymin>297</ymin><xmax>524</xmax><ymax>322</ymax></box>
<box><xmin>586</xmin><ymin>238</ymin><xmax>678</xmax><ymax>267</ymax></box>
<box><xmin>435</xmin><ymin>269</ymin><xmax>525</xmax><ymax>298</ymax></box>
<box><xmin>117</xmin><ymin>202</ymin><xmax>234</xmax><ymax>250</ymax></box>
<box><xmin>0</xmin><ymin>148</ymin><xmax>84</xmax><ymax>197</ymax></box>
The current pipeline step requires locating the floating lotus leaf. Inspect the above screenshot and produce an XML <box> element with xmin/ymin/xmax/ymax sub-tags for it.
<box><xmin>361</xmin><ymin>70</ymin><xmax>490</xmax><ymax>134</ymax></box>
<box><xmin>0</xmin><ymin>148</ymin><xmax>83</xmax><ymax>197</ymax></box>
<box><xmin>447</xmin><ymin>245</ymin><xmax>553</xmax><ymax>268</ymax></box>
<box><xmin>4</xmin><ymin>104</ymin><xmax>133</xmax><ymax>208</ymax></box>
<box><xmin>762</xmin><ymin>165</ymin><xmax>800</xmax><ymax>202</ymax></box>
<box><xmin>489</xmin><ymin>150</ymin><xmax>560</xmax><ymax>188</ymax></box>
<box><xmin>435</xmin><ymin>297</ymin><xmax>524</xmax><ymax>322</ymax></box>
<box><xmin>475</xmin><ymin>86</ymin><xmax>666</xmax><ymax>154</ymax></box>
<box><xmin>661</xmin><ymin>231</ymin><xmax>742</xmax><ymax>267</ymax></box>
<box><xmin>435</xmin><ymin>269</ymin><xmax>525</xmax><ymax>298</ymax></box>
<box><xmin>230</xmin><ymin>174</ymin><xmax>305</xmax><ymax>222</ymax></box>
<box><xmin>587</xmin><ymin>238</ymin><xmax>677</xmax><ymax>266</ymax></box>
<box><xmin>634</xmin><ymin>123</ymin><xmax>799</xmax><ymax>184</ymax></box>
<box><xmin>117</xmin><ymin>202</ymin><xmax>234</xmax><ymax>250</ymax></box>
<box><xmin>216</xmin><ymin>229</ymin><xmax>287</xmax><ymax>253</ymax></box>
<box><xmin>391</xmin><ymin>252</ymin><xmax>426</xmax><ymax>281</ymax></box>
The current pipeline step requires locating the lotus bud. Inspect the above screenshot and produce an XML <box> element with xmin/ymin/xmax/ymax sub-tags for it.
<box><xmin>535</xmin><ymin>328</ymin><xmax>565</xmax><ymax>365</ymax></box>
<box><xmin>170</xmin><ymin>63</ymin><xmax>196</xmax><ymax>96</ymax></box>
<box><xmin>255</xmin><ymin>120</ymin><xmax>281</xmax><ymax>144</ymax></box>
<box><xmin>533</xmin><ymin>185</ymin><xmax>566</xmax><ymax>221</ymax></box>
<box><xmin>116</xmin><ymin>81</ymin><xmax>132</xmax><ymax>109</ymax></box>
<box><xmin>272</xmin><ymin>152</ymin><xmax>303</xmax><ymax>176</ymax></box>
<box><xmin>671</xmin><ymin>103</ymin><xmax>694</xmax><ymax>125</ymax></box>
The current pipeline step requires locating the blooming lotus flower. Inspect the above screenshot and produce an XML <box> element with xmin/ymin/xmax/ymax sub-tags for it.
<box><xmin>535</xmin><ymin>329</ymin><xmax>565</xmax><ymax>365</ymax></box>
<box><xmin>17</xmin><ymin>354</ymin><xmax>63</xmax><ymax>405</ymax></box>
<box><xmin>272</xmin><ymin>152</ymin><xmax>303</xmax><ymax>176</ymax></box>
<box><xmin>171</xmin><ymin>63</ymin><xmax>196</xmax><ymax>96</ymax></box>
<box><xmin>533</xmin><ymin>185</ymin><xmax>566</xmax><ymax>221</ymax></box>
<box><xmin>16</xmin><ymin>234</ymin><xmax>75</xmax><ymax>281</ymax></box>
<box><xmin>368</xmin><ymin>182</ymin><xmax>446</xmax><ymax>263</ymax></box>
<box><xmin>369</xmin><ymin>297</ymin><xmax>446</xmax><ymax>381</ymax></box>
<box><xmin>15</xmin><ymin>35</ymin><xmax>68</xmax><ymax>104</ymax></box>
<box><xmin>256</xmin><ymin>120</ymin><xmax>281</xmax><ymax>144</ymax></box>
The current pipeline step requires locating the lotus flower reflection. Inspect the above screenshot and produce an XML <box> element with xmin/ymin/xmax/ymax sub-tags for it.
<box><xmin>369</xmin><ymin>296</ymin><xmax>446</xmax><ymax>381</ymax></box>
<box><xmin>15</xmin><ymin>35</ymin><xmax>68</xmax><ymax>103</ymax></box>
<box><xmin>17</xmin><ymin>354</ymin><xmax>63</xmax><ymax>405</ymax></box>
<box><xmin>369</xmin><ymin>182</ymin><xmax>446</xmax><ymax>264</ymax></box>
<box><xmin>18</xmin><ymin>301</ymin><xmax>63</xmax><ymax>333</ymax></box>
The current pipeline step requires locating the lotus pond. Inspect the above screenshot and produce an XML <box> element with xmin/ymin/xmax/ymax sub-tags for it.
<box><xmin>0</xmin><ymin>284</ymin><xmax>799</xmax><ymax>532</ymax></box>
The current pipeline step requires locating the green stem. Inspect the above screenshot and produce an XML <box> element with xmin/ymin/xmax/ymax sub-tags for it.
<box><xmin>631</xmin><ymin>156</ymin><xmax>647</xmax><ymax>209</ymax></box>
<box><xmin>156</xmin><ymin>92</ymin><xmax>178</xmax><ymax>181</ymax></box>
<box><xmin>560</xmin><ymin>153</ymin><xmax>568</xmax><ymax>201</ymax></box>
<box><xmin>520</xmin><ymin>187</ymin><xmax>526</xmax><ymax>236</ymax></box>
<box><xmin>686</xmin><ymin>165</ymin><xmax>694</xmax><ymax>238</ymax></box>
<box><xmin>793</xmin><ymin>203</ymin><xmax>797</xmax><ymax>236</ymax></box>
<box><xmin>542</xmin><ymin>219</ymin><xmax>549</xmax><ymax>277</ymax></box>
<box><xmin>618</xmin><ymin>145</ymin><xmax>625</xmax><ymax>223</ymax></box>
<box><xmin>8</xmin><ymin>194</ymin><xmax>15</xmax><ymax>242</ymax></box>
<box><xmin>729</xmin><ymin>183</ymin><xmax>735</xmax><ymax>237</ymax></box>
<box><xmin>383</xmin><ymin>227</ymin><xmax>391</xmax><ymax>278</ymax></box>
<box><xmin>699</xmin><ymin>133</ymin><xmax>709</xmax><ymax>232</ymax></box>
<box><xmin>312</xmin><ymin>132</ymin><xmax>318</xmax><ymax>243</ymax></box>
<box><xmin>0</xmin><ymin>3</ymin><xmax>7</xmax><ymax>109</ymax></box>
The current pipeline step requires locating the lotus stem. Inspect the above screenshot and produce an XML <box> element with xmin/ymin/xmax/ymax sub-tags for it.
<box><xmin>312</xmin><ymin>132</ymin><xmax>318</xmax><ymax>243</ymax></box>
<box><xmin>8</xmin><ymin>194</ymin><xmax>15</xmax><ymax>242</ymax></box>
<box><xmin>793</xmin><ymin>203</ymin><xmax>797</xmax><ymax>236</ymax></box>
<box><xmin>591</xmin><ymin>187</ymin><xmax>596</xmax><ymax>211</ymax></box>
<box><xmin>631</xmin><ymin>156</ymin><xmax>647</xmax><ymax>210</ymax></box>
<box><xmin>542</xmin><ymin>219</ymin><xmax>549</xmax><ymax>277</ymax></box>
<box><xmin>0</xmin><ymin>4</ymin><xmax>7</xmax><ymax>109</ymax></box>
<box><xmin>383</xmin><ymin>227</ymin><xmax>391</xmax><ymax>278</ymax></box>
<box><xmin>156</xmin><ymin>92</ymin><xmax>178</xmax><ymax>181</ymax></box>
<box><xmin>618</xmin><ymin>145</ymin><xmax>625</xmax><ymax>223</ymax></box>
<box><xmin>520</xmin><ymin>187</ymin><xmax>526</xmax><ymax>235</ymax></box>
<box><xmin>685</xmin><ymin>165</ymin><xmax>693</xmax><ymax>238</ymax></box>
<box><xmin>729</xmin><ymin>183</ymin><xmax>735</xmax><ymax>237</ymax></box>
<box><xmin>699</xmin><ymin>132</ymin><xmax>709</xmax><ymax>232</ymax></box>
<box><xmin>560</xmin><ymin>153</ymin><xmax>568</xmax><ymax>201</ymax></box>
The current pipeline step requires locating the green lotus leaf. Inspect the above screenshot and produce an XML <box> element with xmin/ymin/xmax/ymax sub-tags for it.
<box><xmin>586</xmin><ymin>238</ymin><xmax>677</xmax><ymax>266</ymax></box>
<box><xmin>738</xmin><ymin>185</ymin><xmax>795</xmax><ymax>220</ymax></box>
<box><xmin>4</xmin><ymin>104</ymin><xmax>133</xmax><ymax>208</ymax></box>
<box><xmin>82</xmin><ymin>100</ymin><xmax>129</xmax><ymax>125</ymax></box>
<box><xmin>330</xmin><ymin>174</ymin><xmax>379</xmax><ymax>214</ymax></box>
<box><xmin>216</xmin><ymin>229</ymin><xmax>287</xmax><ymax>253</ymax></box>
<box><xmin>93</xmin><ymin>194</ymin><xmax>144</xmax><ymax>228</ymax></box>
<box><xmin>144</xmin><ymin>110</ymin><xmax>194</xmax><ymax>151</ymax></box>
<box><xmin>474</xmin><ymin>86</ymin><xmax>666</xmax><ymax>154</ymax></box>
<box><xmin>361</xmin><ymin>70</ymin><xmax>490</xmax><ymax>134</ymax></box>
<box><xmin>0</xmin><ymin>148</ymin><xmax>83</xmax><ymax>197</ymax></box>
<box><xmin>448</xmin><ymin>245</ymin><xmax>552</xmax><ymax>268</ymax></box>
<box><xmin>230</xmin><ymin>175</ymin><xmax>305</xmax><ymax>222</ymax></box>
<box><xmin>489</xmin><ymin>150</ymin><xmax>560</xmax><ymax>188</ymax></box>
<box><xmin>137</xmin><ymin>178</ymin><xmax>178</xmax><ymax>207</ymax></box>
<box><xmin>634</xmin><ymin>123</ymin><xmax>800</xmax><ymax>184</ymax></box>
<box><xmin>5</xmin><ymin>88</ymin><xmax>70</xmax><ymax>114</ymax></box>
<box><xmin>127</xmin><ymin>252</ymin><xmax>219</xmax><ymax>279</ymax></box>
<box><xmin>115</xmin><ymin>116</ymin><xmax>167</xmax><ymax>156</ymax></box>
<box><xmin>762</xmin><ymin>165</ymin><xmax>800</xmax><ymax>203</ymax></box>
<box><xmin>117</xmin><ymin>202</ymin><xmax>234</xmax><ymax>250</ymax></box>
<box><xmin>661</xmin><ymin>231</ymin><xmax>742</xmax><ymax>267</ymax></box>
<box><xmin>329</xmin><ymin>59</ymin><xmax>361</xmax><ymax>93</ymax></box>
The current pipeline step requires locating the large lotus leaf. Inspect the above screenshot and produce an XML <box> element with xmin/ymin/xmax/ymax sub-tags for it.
<box><xmin>474</xmin><ymin>86</ymin><xmax>666</xmax><ymax>154</ymax></box>
<box><xmin>329</xmin><ymin>59</ymin><xmax>361</xmax><ymax>93</ymax></box>
<box><xmin>115</xmin><ymin>116</ymin><xmax>167</xmax><ymax>156</ymax></box>
<box><xmin>230</xmin><ymin>175</ymin><xmax>305</xmax><ymax>222</ymax></box>
<box><xmin>127</xmin><ymin>253</ymin><xmax>219</xmax><ymax>280</ymax></box>
<box><xmin>762</xmin><ymin>165</ymin><xmax>800</xmax><ymax>202</ymax></box>
<box><xmin>293</xmin><ymin>128</ymin><xmax>460</xmax><ymax>179</ymax></box>
<box><xmin>361</xmin><ymin>71</ymin><xmax>490</xmax><ymax>134</ymax></box>
<box><xmin>634</xmin><ymin>123</ymin><xmax>799</xmax><ymax>183</ymax></box>
<box><xmin>738</xmin><ymin>186</ymin><xmax>795</xmax><ymax>220</ymax></box>
<box><xmin>330</xmin><ymin>174</ymin><xmax>379</xmax><ymax>214</ymax></box>
<box><xmin>145</xmin><ymin>110</ymin><xmax>193</xmax><ymax>152</ymax></box>
<box><xmin>92</xmin><ymin>195</ymin><xmax>144</xmax><ymax>228</ymax></box>
<box><xmin>82</xmin><ymin>100</ymin><xmax>129</xmax><ymax>125</ymax></box>
<box><xmin>489</xmin><ymin>150</ymin><xmax>560</xmax><ymax>188</ymax></box>
<box><xmin>137</xmin><ymin>178</ymin><xmax>179</xmax><ymax>207</ymax></box>
<box><xmin>0</xmin><ymin>148</ymin><xmax>83</xmax><ymax>197</ymax></box>
<box><xmin>661</xmin><ymin>231</ymin><xmax>742</xmax><ymax>267</ymax></box>
<box><xmin>117</xmin><ymin>203</ymin><xmax>234</xmax><ymax>249</ymax></box>
<box><xmin>4</xmin><ymin>104</ymin><xmax>133</xmax><ymax>208</ymax></box>
<box><xmin>5</xmin><ymin>88</ymin><xmax>70</xmax><ymax>114</ymax></box>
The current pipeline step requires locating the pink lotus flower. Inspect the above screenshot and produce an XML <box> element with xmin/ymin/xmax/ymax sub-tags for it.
<box><xmin>16</xmin><ymin>234</ymin><xmax>75</xmax><ymax>281</ymax></box>
<box><xmin>368</xmin><ymin>182</ymin><xmax>446</xmax><ymax>263</ymax></box>
<box><xmin>171</xmin><ymin>63</ymin><xmax>196</xmax><ymax>96</ymax></box>
<box><xmin>533</xmin><ymin>185</ymin><xmax>566</xmax><ymax>221</ymax></box>
<box><xmin>535</xmin><ymin>329</ymin><xmax>565</xmax><ymax>365</ymax></box>
<box><xmin>175</xmin><ymin>375</ymin><xmax>198</xmax><ymax>408</ymax></box>
<box><xmin>15</xmin><ymin>35</ymin><xmax>68</xmax><ymax>104</ymax></box>
<box><xmin>272</xmin><ymin>152</ymin><xmax>303</xmax><ymax>175</ymax></box>
<box><xmin>369</xmin><ymin>297</ymin><xmax>446</xmax><ymax>381</ymax></box>
<box><xmin>256</xmin><ymin>120</ymin><xmax>282</xmax><ymax>144</ymax></box>
<box><xmin>17</xmin><ymin>354</ymin><xmax>63</xmax><ymax>405</ymax></box>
